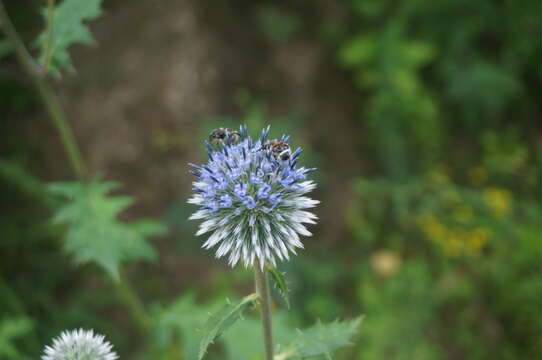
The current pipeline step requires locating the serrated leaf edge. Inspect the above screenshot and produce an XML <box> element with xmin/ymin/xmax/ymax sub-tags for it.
<box><xmin>274</xmin><ymin>316</ymin><xmax>364</xmax><ymax>360</ymax></box>
<box><xmin>266</xmin><ymin>266</ymin><xmax>290</xmax><ymax>309</ymax></box>
<box><xmin>198</xmin><ymin>293</ymin><xmax>259</xmax><ymax>360</ymax></box>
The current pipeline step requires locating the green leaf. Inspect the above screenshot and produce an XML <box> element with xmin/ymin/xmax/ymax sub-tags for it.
<box><xmin>338</xmin><ymin>35</ymin><xmax>375</xmax><ymax>68</ymax></box>
<box><xmin>199</xmin><ymin>293</ymin><xmax>259</xmax><ymax>360</ymax></box>
<box><xmin>0</xmin><ymin>317</ymin><xmax>33</xmax><ymax>360</ymax></box>
<box><xmin>448</xmin><ymin>62</ymin><xmax>521</xmax><ymax>115</ymax></box>
<box><xmin>222</xmin><ymin>311</ymin><xmax>296</xmax><ymax>360</ymax></box>
<box><xmin>131</xmin><ymin>219</ymin><xmax>168</xmax><ymax>238</ymax></box>
<box><xmin>48</xmin><ymin>180</ymin><xmax>163</xmax><ymax>280</ymax></box>
<box><xmin>275</xmin><ymin>317</ymin><xmax>362</xmax><ymax>360</ymax></box>
<box><xmin>35</xmin><ymin>0</ymin><xmax>103</xmax><ymax>75</ymax></box>
<box><xmin>153</xmin><ymin>294</ymin><xmax>216</xmax><ymax>360</ymax></box>
<box><xmin>257</xmin><ymin>5</ymin><xmax>300</xmax><ymax>42</ymax></box>
<box><xmin>0</xmin><ymin>159</ymin><xmax>52</xmax><ymax>206</ymax></box>
<box><xmin>267</xmin><ymin>266</ymin><xmax>290</xmax><ymax>309</ymax></box>
<box><xmin>0</xmin><ymin>40</ymin><xmax>13</xmax><ymax>61</ymax></box>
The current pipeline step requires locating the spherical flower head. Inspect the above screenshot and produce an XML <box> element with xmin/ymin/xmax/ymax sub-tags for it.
<box><xmin>188</xmin><ymin>125</ymin><xmax>319</xmax><ymax>268</ymax></box>
<box><xmin>42</xmin><ymin>329</ymin><xmax>118</xmax><ymax>360</ymax></box>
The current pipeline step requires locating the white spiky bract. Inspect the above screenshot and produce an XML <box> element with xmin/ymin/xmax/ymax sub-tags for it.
<box><xmin>42</xmin><ymin>329</ymin><xmax>118</xmax><ymax>360</ymax></box>
<box><xmin>188</xmin><ymin>125</ymin><xmax>319</xmax><ymax>268</ymax></box>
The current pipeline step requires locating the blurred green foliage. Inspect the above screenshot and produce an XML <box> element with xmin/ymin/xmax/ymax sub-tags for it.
<box><xmin>334</xmin><ymin>0</ymin><xmax>542</xmax><ymax>357</ymax></box>
<box><xmin>0</xmin><ymin>317</ymin><xmax>33</xmax><ymax>360</ymax></box>
<box><xmin>274</xmin><ymin>317</ymin><xmax>362</xmax><ymax>360</ymax></box>
<box><xmin>35</xmin><ymin>0</ymin><xmax>103</xmax><ymax>75</ymax></box>
<box><xmin>152</xmin><ymin>294</ymin><xmax>213</xmax><ymax>360</ymax></box>
<box><xmin>358</xmin><ymin>262</ymin><xmax>440</xmax><ymax>359</ymax></box>
<box><xmin>256</xmin><ymin>5</ymin><xmax>300</xmax><ymax>43</ymax></box>
<box><xmin>48</xmin><ymin>180</ymin><xmax>164</xmax><ymax>280</ymax></box>
<box><xmin>0</xmin><ymin>40</ymin><xmax>12</xmax><ymax>60</ymax></box>
<box><xmin>2</xmin><ymin>0</ymin><xmax>542</xmax><ymax>358</ymax></box>
<box><xmin>198</xmin><ymin>293</ymin><xmax>259</xmax><ymax>360</ymax></box>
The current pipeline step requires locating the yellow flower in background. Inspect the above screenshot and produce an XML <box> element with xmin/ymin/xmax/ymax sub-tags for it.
<box><xmin>442</xmin><ymin>227</ymin><xmax>491</xmax><ymax>258</ymax></box>
<box><xmin>453</xmin><ymin>205</ymin><xmax>473</xmax><ymax>223</ymax></box>
<box><xmin>416</xmin><ymin>181</ymin><xmax>502</xmax><ymax>258</ymax></box>
<box><xmin>418</xmin><ymin>215</ymin><xmax>447</xmax><ymax>242</ymax></box>
<box><xmin>443</xmin><ymin>234</ymin><xmax>463</xmax><ymax>258</ymax></box>
<box><xmin>483</xmin><ymin>187</ymin><xmax>512</xmax><ymax>218</ymax></box>
<box><xmin>418</xmin><ymin>215</ymin><xmax>491</xmax><ymax>258</ymax></box>
<box><xmin>466</xmin><ymin>227</ymin><xmax>490</xmax><ymax>255</ymax></box>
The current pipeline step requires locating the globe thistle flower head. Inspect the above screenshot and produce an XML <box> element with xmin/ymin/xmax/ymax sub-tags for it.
<box><xmin>42</xmin><ymin>329</ymin><xmax>118</xmax><ymax>360</ymax></box>
<box><xmin>188</xmin><ymin>125</ymin><xmax>319</xmax><ymax>268</ymax></box>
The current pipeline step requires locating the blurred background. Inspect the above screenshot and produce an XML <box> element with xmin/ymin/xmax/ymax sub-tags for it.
<box><xmin>2</xmin><ymin>0</ymin><xmax>542</xmax><ymax>359</ymax></box>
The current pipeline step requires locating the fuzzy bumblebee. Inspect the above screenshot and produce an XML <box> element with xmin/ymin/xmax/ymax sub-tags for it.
<box><xmin>188</xmin><ymin>125</ymin><xmax>319</xmax><ymax>268</ymax></box>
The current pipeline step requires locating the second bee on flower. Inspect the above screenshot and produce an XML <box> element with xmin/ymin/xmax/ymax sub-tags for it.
<box><xmin>188</xmin><ymin>125</ymin><xmax>319</xmax><ymax>268</ymax></box>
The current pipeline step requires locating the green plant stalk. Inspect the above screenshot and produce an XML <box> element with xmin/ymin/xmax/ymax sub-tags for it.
<box><xmin>116</xmin><ymin>276</ymin><xmax>153</xmax><ymax>334</ymax></box>
<box><xmin>42</xmin><ymin>0</ymin><xmax>55</xmax><ymax>73</ymax></box>
<box><xmin>0</xmin><ymin>0</ymin><xmax>154</xmax><ymax>337</ymax></box>
<box><xmin>0</xmin><ymin>0</ymin><xmax>86</xmax><ymax>178</ymax></box>
<box><xmin>0</xmin><ymin>1</ymin><xmax>36</xmax><ymax>74</ymax></box>
<box><xmin>35</xmin><ymin>78</ymin><xmax>87</xmax><ymax>177</ymax></box>
<box><xmin>254</xmin><ymin>263</ymin><xmax>274</xmax><ymax>360</ymax></box>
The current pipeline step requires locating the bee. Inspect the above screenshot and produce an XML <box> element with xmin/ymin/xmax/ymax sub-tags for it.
<box><xmin>209</xmin><ymin>128</ymin><xmax>240</xmax><ymax>146</ymax></box>
<box><xmin>263</xmin><ymin>139</ymin><xmax>291</xmax><ymax>162</ymax></box>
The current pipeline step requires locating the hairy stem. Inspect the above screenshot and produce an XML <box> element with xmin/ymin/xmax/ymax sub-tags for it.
<box><xmin>0</xmin><ymin>0</ymin><xmax>86</xmax><ymax>178</ymax></box>
<box><xmin>254</xmin><ymin>263</ymin><xmax>274</xmax><ymax>360</ymax></box>
<box><xmin>42</xmin><ymin>0</ymin><xmax>55</xmax><ymax>73</ymax></box>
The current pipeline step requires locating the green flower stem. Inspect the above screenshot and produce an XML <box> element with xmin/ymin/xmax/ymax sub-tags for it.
<box><xmin>1</xmin><ymin>1</ymin><xmax>153</xmax><ymax>338</ymax></box>
<box><xmin>115</xmin><ymin>275</ymin><xmax>153</xmax><ymax>334</ymax></box>
<box><xmin>34</xmin><ymin>76</ymin><xmax>87</xmax><ymax>178</ymax></box>
<box><xmin>0</xmin><ymin>0</ymin><xmax>86</xmax><ymax>178</ymax></box>
<box><xmin>254</xmin><ymin>262</ymin><xmax>274</xmax><ymax>360</ymax></box>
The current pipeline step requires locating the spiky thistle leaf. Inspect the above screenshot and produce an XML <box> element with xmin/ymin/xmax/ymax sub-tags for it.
<box><xmin>48</xmin><ymin>180</ymin><xmax>165</xmax><ymax>280</ymax></box>
<box><xmin>275</xmin><ymin>317</ymin><xmax>363</xmax><ymax>360</ymax></box>
<box><xmin>267</xmin><ymin>266</ymin><xmax>290</xmax><ymax>308</ymax></box>
<box><xmin>198</xmin><ymin>293</ymin><xmax>258</xmax><ymax>360</ymax></box>
<box><xmin>35</xmin><ymin>0</ymin><xmax>103</xmax><ymax>75</ymax></box>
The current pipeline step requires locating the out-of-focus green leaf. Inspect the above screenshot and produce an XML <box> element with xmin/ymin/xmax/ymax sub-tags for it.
<box><xmin>257</xmin><ymin>5</ymin><xmax>300</xmax><ymax>42</ymax></box>
<box><xmin>448</xmin><ymin>62</ymin><xmax>521</xmax><ymax>116</ymax></box>
<box><xmin>0</xmin><ymin>40</ymin><xmax>13</xmax><ymax>61</ymax></box>
<box><xmin>130</xmin><ymin>219</ymin><xmax>168</xmax><ymax>238</ymax></box>
<box><xmin>267</xmin><ymin>266</ymin><xmax>290</xmax><ymax>309</ymax></box>
<box><xmin>338</xmin><ymin>35</ymin><xmax>375</xmax><ymax>68</ymax></box>
<box><xmin>401</xmin><ymin>41</ymin><xmax>435</xmax><ymax>67</ymax></box>
<box><xmin>48</xmin><ymin>180</ymin><xmax>164</xmax><ymax>280</ymax></box>
<box><xmin>275</xmin><ymin>317</ymin><xmax>362</xmax><ymax>360</ymax></box>
<box><xmin>0</xmin><ymin>159</ymin><xmax>52</xmax><ymax>206</ymax></box>
<box><xmin>198</xmin><ymin>293</ymin><xmax>258</xmax><ymax>360</ymax></box>
<box><xmin>35</xmin><ymin>0</ymin><xmax>103</xmax><ymax>75</ymax></box>
<box><xmin>222</xmin><ymin>311</ymin><xmax>295</xmax><ymax>360</ymax></box>
<box><xmin>358</xmin><ymin>262</ymin><xmax>441</xmax><ymax>359</ymax></box>
<box><xmin>0</xmin><ymin>317</ymin><xmax>33</xmax><ymax>360</ymax></box>
<box><xmin>153</xmin><ymin>294</ymin><xmax>215</xmax><ymax>360</ymax></box>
